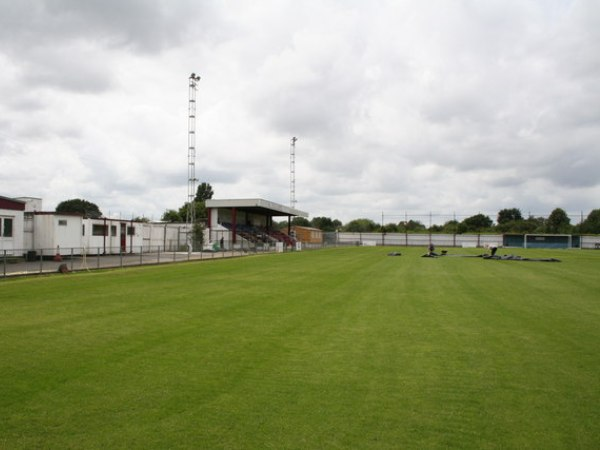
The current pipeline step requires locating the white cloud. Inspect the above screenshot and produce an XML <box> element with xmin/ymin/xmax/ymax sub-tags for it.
<box><xmin>0</xmin><ymin>0</ymin><xmax>598</xmax><ymax>223</ymax></box>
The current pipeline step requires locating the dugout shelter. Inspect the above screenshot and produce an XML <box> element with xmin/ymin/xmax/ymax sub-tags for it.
<box><xmin>502</xmin><ymin>234</ymin><xmax>581</xmax><ymax>249</ymax></box>
<box><xmin>206</xmin><ymin>198</ymin><xmax>308</xmax><ymax>247</ymax></box>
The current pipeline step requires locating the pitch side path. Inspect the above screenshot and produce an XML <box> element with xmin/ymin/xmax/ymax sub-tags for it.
<box><xmin>1</xmin><ymin>249</ymin><xmax>256</xmax><ymax>278</ymax></box>
<box><xmin>1</xmin><ymin>247</ymin><xmax>598</xmax><ymax>449</ymax></box>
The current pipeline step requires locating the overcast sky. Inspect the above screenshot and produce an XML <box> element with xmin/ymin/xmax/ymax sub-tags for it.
<box><xmin>1</xmin><ymin>0</ymin><xmax>598</xmax><ymax>224</ymax></box>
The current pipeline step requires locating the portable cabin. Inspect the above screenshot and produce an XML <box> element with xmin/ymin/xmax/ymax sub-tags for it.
<box><xmin>0</xmin><ymin>196</ymin><xmax>25</xmax><ymax>255</ymax></box>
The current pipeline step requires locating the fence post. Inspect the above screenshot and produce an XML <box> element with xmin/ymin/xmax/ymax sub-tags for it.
<box><xmin>97</xmin><ymin>247</ymin><xmax>101</xmax><ymax>269</ymax></box>
<box><xmin>140</xmin><ymin>245</ymin><xmax>143</xmax><ymax>266</ymax></box>
<box><xmin>71</xmin><ymin>247</ymin><xmax>74</xmax><ymax>271</ymax></box>
<box><xmin>120</xmin><ymin>249</ymin><xmax>123</xmax><ymax>268</ymax></box>
<box><xmin>40</xmin><ymin>248</ymin><xmax>44</xmax><ymax>274</ymax></box>
<box><xmin>2</xmin><ymin>250</ymin><xmax>6</xmax><ymax>277</ymax></box>
<box><xmin>157</xmin><ymin>246</ymin><xmax>161</xmax><ymax>264</ymax></box>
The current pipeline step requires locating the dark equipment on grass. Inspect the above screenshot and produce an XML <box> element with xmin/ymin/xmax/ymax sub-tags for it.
<box><xmin>421</xmin><ymin>249</ymin><xmax>560</xmax><ymax>262</ymax></box>
<box><xmin>483</xmin><ymin>255</ymin><xmax>560</xmax><ymax>262</ymax></box>
<box><xmin>57</xmin><ymin>263</ymin><xmax>71</xmax><ymax>273</ymax></box>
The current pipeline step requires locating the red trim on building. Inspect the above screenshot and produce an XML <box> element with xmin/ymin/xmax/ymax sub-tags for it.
<box><xmin>33</xmin><ymin>211</ymin><xmax>83</xmax><ymax>217</ymax></box>
<box><xmin>231</xmin><ymin>208</ymin><xmax>237</xmax><ymax>244</ymax></box>
<box><xmin>0</xmin><ymin>196</ymin><xmax>25</xmax><ymax>211</ymax></box>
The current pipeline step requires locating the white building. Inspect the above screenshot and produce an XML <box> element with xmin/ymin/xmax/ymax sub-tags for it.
<box><xmin>0</xmin><ymin>196</ymin><xmax>25</xmax><ymax>255</ymax></box>
<box><xmin>2</xmin><ymin>196</ymin><xmax>190</xmax><ymax>256</ymax></box>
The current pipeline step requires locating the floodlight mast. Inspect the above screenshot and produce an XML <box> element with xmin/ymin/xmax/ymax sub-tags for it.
<box><xmin>187</xmin><ymin>73</ymin><xmax>201</xmax><ymax>251</ymax></box>
<box><xmin>290</xmin><ymin>137</ymin><xmax>298</xmax><ymax>208</ymax></box>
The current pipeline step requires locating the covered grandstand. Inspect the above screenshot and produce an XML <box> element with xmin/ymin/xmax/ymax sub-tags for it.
<box><xmin>205</xmin><ymin>199</ymin><xmax>308</xmax><ymax>249</ymax></box>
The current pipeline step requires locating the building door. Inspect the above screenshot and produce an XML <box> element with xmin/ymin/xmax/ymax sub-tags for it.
<box><xmin>120</xmin><ymin>223</ymin><xmax>127</xmax><ymax>252</ymax></box>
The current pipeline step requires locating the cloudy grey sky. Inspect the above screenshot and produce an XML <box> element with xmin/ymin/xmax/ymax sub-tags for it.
<box><xmin>1</xmin><ymin>0</ymin><xmax>598</xmax><ymax>224</ymax></box>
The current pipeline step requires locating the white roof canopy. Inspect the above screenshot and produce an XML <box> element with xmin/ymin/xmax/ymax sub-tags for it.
<box><xmin>205</xmin><ymin>198</ymin><xmax>308</xmax><ymax>218</ymax></box>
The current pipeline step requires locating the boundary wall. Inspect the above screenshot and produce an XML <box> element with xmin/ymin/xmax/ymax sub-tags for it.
<box><xmin>4</xmin><ymin>233</ymin><xmax>600</xmax><ymax>278</ymax></box>
<box><xmin>335</xmin><ymin>233</ymin><xmax>503</xmax><ymax>248</ymax></box>
<box><xmin>333</xmin><ymin>232</ymin><xmax>600</xmax><ymax>249</ymax></box>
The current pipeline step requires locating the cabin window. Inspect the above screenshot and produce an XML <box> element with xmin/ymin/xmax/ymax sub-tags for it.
<box><xmin>58</xmin><ymin>219</ymin><xmax>68</xmax><ymax>226</ymax></box>
<box><xmin>127</xmin><ymin>226</ymin><xmax>135</xmax><ymax>236</ymax></box>
<box><xmin>92</xmin><ymin>224</ymin><xmax>106</xmax><ymax>236</ymax></box>
<box><xmin>111</xmin><ymin>225</ymin><xmax>117</xmax><ymax>237</ymax></box>
<box><xmin>1</xmin><ymin>218</ymin><xmax>13</xmax><ymax>237</ymax></box>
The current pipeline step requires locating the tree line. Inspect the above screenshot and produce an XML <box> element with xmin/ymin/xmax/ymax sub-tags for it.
<box><xmin>55</xmin><ymin>196</ymin><xmax>600</xmax><ymax>235</ymax></box>
<box><xmin>160</xmin><ymin>182</ymin><xmax>214</xmax><ymax>222</ymax></box>
<box><xmin>285</xmin><ymin>208</ymin><xmax>600</xmax><ymax>234</ymax></box>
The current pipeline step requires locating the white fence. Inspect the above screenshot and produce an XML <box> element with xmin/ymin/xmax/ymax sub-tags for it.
<box><xmin>335</xmin><ymin>232</ymin><xmax>503</xmax><ymax>248</ymax></box>
<box><xmin>333</xmin><ymin>232</ymin><xmax>600</xmax><ymax>249</ymax></box>
<box><xmin>581</xmin><ymin>235</ymin><xmax>600</xmax><ymax>249</ymax></box>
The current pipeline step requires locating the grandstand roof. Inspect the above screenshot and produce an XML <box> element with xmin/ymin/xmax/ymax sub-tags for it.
<box><xmin>205</xmin><ymin>198</ymin><xmax>308</xmax><ymax>218</ymax></box>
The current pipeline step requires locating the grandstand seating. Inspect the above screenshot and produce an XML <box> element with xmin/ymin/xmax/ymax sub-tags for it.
<box><xmin>220</xmin><ymin>223</ymin><xmax>296</xmax><ymax>246</ymax></box>
<box><xmin>267</xmin><ymin>229</ymin><xmax>296</xmax><ymax>246</ymax></box>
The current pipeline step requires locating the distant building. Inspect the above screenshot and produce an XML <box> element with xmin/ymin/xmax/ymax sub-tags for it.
<box><xmin>206</xmin><ymin>198</ymin><xmax>308</xmax><ymax>249</ymax></box>
<box><xmin>291</xmin><ymin>225</ymin><xmax>323</xmax><ymax>245</ymax></box>
<box><xmin>0</xmin><ymin>196</ymin><xmax>26</xmax><ymax>254</ymax></box>
<box><xmin>1</xmin><ymin>195</ymin><xmax>189</xmax><ymax>255</ymax></box>
<box><xmin>1</xmin><ymin>195</ymin><xmax>310</xmax><ymax>256</ymax></box>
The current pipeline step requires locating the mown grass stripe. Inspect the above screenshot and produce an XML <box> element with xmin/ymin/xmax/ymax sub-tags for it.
<box><xmin>1</xmin><ymin>247</ymin><xmax>598</xmax><ymax>449</ymax></box>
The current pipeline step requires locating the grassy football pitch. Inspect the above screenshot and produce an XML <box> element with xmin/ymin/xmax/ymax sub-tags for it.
<box><xmin>1</xmin><ymin>247</ymin><xmax>599</xmax><ymax>449</ymax></box>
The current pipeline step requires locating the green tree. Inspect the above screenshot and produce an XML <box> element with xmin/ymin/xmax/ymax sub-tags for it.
<box><xmin>161</xmin><ymin>181</ymin><xmax>213</xmax><ymax>224</ymax></box>
<box><xmin>195</xmin><ymin>182</ymin><xmax>214</xmax><ymax>202</ymax></box>
<box><xmin>495</xmin><ymin>208</ymin><xmax>525</xmax><ymax>233</ymax></box>
<box><xmin>546</xmin><ymin>208</ymin><xmax>571</xmax><ymax>233</ymax></box>
<box><xmin>579</xmin><ymin>209</ymin><xmax>600</xmax><ymax>234</ymax></box>
<box><xmin>274</xmin><ymin>220</ymin><xmax>289</xmax><ymax>230</ymax></box>
<box><xmin>442</xmin><ymin>220</ymin><xmax>459</xmax><ymax>234</ymax></box>
<box><xmin>397</xmin><ymin>220</ymin><xmax>426</xmax><ymax>232</ymax></box>
<box><xmin>56</xmin><ymin>198</ymin><xmax>102</xmax><ymax>219</ymax></box>
<box><xmin>524</xmin><ymin>216</ymin><xmax>546</xmax><ymax>234</ymax></box>
<box><xmin>382</xmin><ymin>222</ymin><xmax>399</xmax><ymax>233</ymax></box>
<box><xmin>343</xmin><ymin>218</ymin><xmax>378</xmax><ymax>232</ymax></box>
<box><xmin>161</xmin><ymin>209</ymin><xmax>182</xmax><ymax>222</ymax></box>
<box><xmin>291</xmin><ymin>217</ymin><xmax>311</xmax><ymax>227</ymax></box>
<box><xmin>178</xmin><ymin>201</ymin><xmax>207</xmax><ymax>222</ymax></box>
<box><xmin>497</xmin><ymin>208</ymin><xmax>523</xmax><ymax>225</ymax></box>
<box><xmin>458</xmin><ymin>214</ymin><xmax>493</xmax><ymax>233</ymax></box>
<box><xmin>192</xmin><ymin>222</ymin><xmax>205</xmax><ymax>250</ymax></box>
<box><xmin>310</xmin><ymin>217</ymin><xmax>342</xmax><ymax>231</ymax></box>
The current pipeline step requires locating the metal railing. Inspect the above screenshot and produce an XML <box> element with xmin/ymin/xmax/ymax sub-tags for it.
<box><xmin>4</xmin><ymin>233</ymin><xmax>596</xmax><ymax>278</ymax></box>
<box><xmin>1</xmin><ymin>244</ymin><xmax>280</xmax><ymax>278</ymax></box>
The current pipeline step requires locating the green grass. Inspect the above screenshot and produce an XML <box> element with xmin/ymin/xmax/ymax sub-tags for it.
<box><xmin>1</xmin><ymin>247</ymin><xmax>599</xmax><ymax>449</ymax></box>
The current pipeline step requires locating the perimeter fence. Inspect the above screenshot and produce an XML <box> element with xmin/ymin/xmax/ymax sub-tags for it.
<box><xmin>3</xmin><ymin>233</ymin><xmax>599</xmax><ymax>278</ymax></box>
<box><xmin>0</xmin><ymin>244</ymin><xmax>278</xmax><ymax>278</ymax></box>
<box><xmin>325</xmin><ymin>232</ymin><xmax>600</xmax><ymax>249</ymax></box>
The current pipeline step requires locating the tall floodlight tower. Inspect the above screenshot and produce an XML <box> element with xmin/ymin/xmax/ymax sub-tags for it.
<box><xmin>290</xmin><ymin>137</ymin><xmax>298</xmax><ymax>208</ymax></box>
<box><xmin>187</xmin><ymin>73</ymin><xmax>201</xmax><ymax>250</ymax></box>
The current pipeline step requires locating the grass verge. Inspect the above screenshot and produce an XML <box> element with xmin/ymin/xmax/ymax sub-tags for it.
<box><xmin>1</xmin><ymin>247</ymin><xmax>599</xmax><ymax>449</ymax></box>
